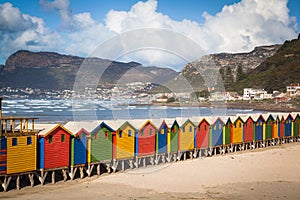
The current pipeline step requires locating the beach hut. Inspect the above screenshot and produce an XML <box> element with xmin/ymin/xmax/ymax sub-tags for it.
<box><xmin>293</xmin><ymin>114</ymin><xmax>300</xmax><ymax>138</ymax></box>
<box><xmin>210</xmin><ymin>117</ymin><xmax>224</xmax><ymax>147</ymax></box>
<box><xmin>37</xmin><ymin>123</ymin><xmax>72</xmax><ymax>184</ymax></box>
<box><xmin>279</xmin><ymin>115</ymin><xmax>285</xmax><ymax>139</ymax></box>
<box><xmin>265</xmin><ymin>114</ymin><xmax>275</xmax><ymax>141</ymax></box>
<box><xmin>103</xmin><ymin>120</ymin><xmax>135</xmax><ymax>172</ymax></box>
<box><xmin>38</xmin><ymin>124</ymin><xmax>72</xmax><ymax>170</ymax></box>
<box><xmin>130</xmin><ymin>119</ymin><xmax>157</xmax><ymax>168</ymax></box>
<box><xmin>109</xmin><ymin>120</ymin><xmax>136</xmax><ymax>160</ymax></box>
<box><xmin>284</xmin><ymin>114</ymin><xmax>293</xmax><ymax>138</ymax></box>
<box><xmin>90</xmin><ymin>122</ymin><xmax>114</xmax><ymax>163</ymax></box>
<box><xmin>64</xmin><ymin>121</ymin><xmax>90</xmax><ymax>179</ymax></box>
<box><xmin>134</xmin><ymin>120</ymin><xmax>157</xmax><ymax>157</ymax></box>
<box><xmin>178</xmin><ymin>118</ymin><xmax>195</xmax><ymax>152</ymax></box>
<box><xmin>156</xmin><ymin>120</ymin><xmax>168</xmax><ymax>155</ymax></box>
<box><xmin>177</xmin><ymin>118</ymin><xmax>195</xmax><ymax>160</ymax></box>
<box><xmin>231</xmin><ymin>116</ymin><xmax>244</xmax><ymax>144</ymax></box>
<box><xmin>255</xmin><ymin>115</ymin><xmax>265</xmax><ymax>142</ymax></box>
<box><xmin>165</xmin><ymin>119</ymin><xmax>179</xmax><ymax>154</ymax></box>
<box><xmin>243</xmin><ymin>116</ymin><xmax>255</xmax><ymax>143</ymax></box>
<box><xmin>273</xmin><ymin>115</ymin><xmax>280</xmax><ymax>140</ymax></box>
<box><xmin>164</xmin><ymin>119</ymin><xmax>179</xmax><ymax>162</ymax></box>
<box><xmin>224</xmin><ymin>118</ymin><xmax>232</xmax><ymax>146</ymax></box>
<box><xmin>0</xmin><ymin>99</ymin><xmax>39</xmax><ymax>191</ymax></box>
<box><xmin>2</xmin><ymin>118</ymin><xmax>38</xmax><ymax>175</ymax></box>
<box><xmin>195</xmin><ymin>118</ymin><xmax>210</xmax><ymax>149</ymax></box>
<box><xmin>0</xmin><ymin>137</ymin><xmax>6</xmax><ymax>175</ymax></box>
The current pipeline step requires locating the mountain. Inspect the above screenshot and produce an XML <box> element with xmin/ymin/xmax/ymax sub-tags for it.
<box><xmin>152</xmin><ymin>44</ymin><xmax>281</xmax><ymax>93</ymax></box>
<box><xmin>233</xmin><ymin>34</ymin><xmax>300</xmax><ymax>93</ymax></box>
<box><xmin>0</xmin><ymin>50</ymin><xmax>178</xmax><ymax>90</ymax></box>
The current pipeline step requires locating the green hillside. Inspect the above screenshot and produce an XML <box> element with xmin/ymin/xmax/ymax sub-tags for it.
<box><xmin>232</xmin><ymin>34</ymin><xmax>300</xmax><ymax>93</ymax></box>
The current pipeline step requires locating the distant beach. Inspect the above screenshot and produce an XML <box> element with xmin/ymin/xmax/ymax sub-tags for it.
<box><xmin>4</xmin><ymin>142</ymin><xmax>300</xmax><ymax>200</ymax></box>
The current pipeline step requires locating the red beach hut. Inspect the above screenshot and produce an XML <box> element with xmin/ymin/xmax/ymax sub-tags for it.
<box><xmin>37</xmin><ymin>124</ymin><xmax>72</xmax><ymax>170</ymax></box>
<box><xmin>195</xmin><ymin>118</ymin><xmax>210</xmax><ymax>149</ymax></box>
<box><xmin>243</xmin><ymin>116</ymin><xmax>255</xmax><ymax>142</ymax></box>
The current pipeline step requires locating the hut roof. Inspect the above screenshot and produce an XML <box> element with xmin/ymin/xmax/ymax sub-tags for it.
<box><xmin>36</xmin><ymin>123</ymin><xmax>72</xmax><ymax>137</ymax></box>
<box><xmin>64</xmin><ymin>121</ymin><xmax>100</xmax><ymax>135</ymax></box>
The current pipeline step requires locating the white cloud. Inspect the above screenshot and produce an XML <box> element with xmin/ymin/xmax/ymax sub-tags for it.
<box><xmin>0</xmin><ymin>3</ymin><xmax>62</xmax><ymax>61</ymax></box>
<box><xmin>202</xmin><ymin>0</ymin><xmax>298</xmax><ymax>52</ymax></box>
<box><xmin>40</xmin><ymin>0</ymin><xmax>73</xmax><ymax>29</ymax></box>
<box><xmin>105</xmin><ymin>0</ymin><xmax>298</xmax><ymax>56</ymax></box>
<box><xmin>0</xmin><ymin>0</ymin><xmax>298</xmax><ymax>70</ymax></box>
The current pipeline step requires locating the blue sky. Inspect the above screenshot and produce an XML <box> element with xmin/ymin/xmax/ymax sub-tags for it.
<box><xmin>0</xmin><ymin>0</ymin><xmax>299</xmax><ymax>70</ymax></box>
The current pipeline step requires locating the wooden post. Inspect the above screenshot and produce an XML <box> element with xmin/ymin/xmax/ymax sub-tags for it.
<box><xmin>143</xmin><ymin>157</ymin><xmax>146</xmax><ymax>168</ymax></box>
<box><xmin>69</xmin><ymin>167</ymin><xmax>74</xmax><ymax>180</ymax></box>
<box><xmin>38</xmin><ymin>171</ymin><xmax>48</xmax><ymax>185</ymax></box>
<box><xmin>162</xmin><ymin>154</ymin><xmax>166</xmax><ymax>163</ymax></box>
<box><xmin>121</xmin><ymin>160</ymin><xmax>125</xmax><ymax>171</ymax></box>
<box><xmin>32</xmin><ymin>119</ymin><xmax>35</xmax><ymax>132</ymax></box>
<box><xmin>79</xmin><ymin>167</ymin><xmax>84</xmax><ymax>179</ymax></box>
<box><xmin>106</xmin><ymin>163</ymin><xmax>111</xmax><ymax>174</ymax></box>
<box><xmin>28</xmin><ymin>173</ymin><xmax>34</xmax><ymax>187</ymax></box>
<box><xmin>62</xmin><ymin>169</ymin><xmax>67</xmax><ymax>182</ymax></box>
<box><xmin>128</xmin><ymin>160</ymin><xmax>134</xmax><ymax>169</ymax></box>
<box><xmin>2</xmin><ymin>176</ymin><xmax>12</xmax><ymax>192</ymax></box>
<box><xmin>25</xmin><ymin>119</ymin><xmax>28</xmax><ymax>133</ymax></box>
<box><xmin>20</xmin><ymin>120</ymin><xmax>23</xmax><ymax>133</ymax></box>
<box><xmin>97</xmin><ymin>164</ymin><xmax>100</xmax><ymax>176</ymax></box>
<box><xmin>150</xmin><ymin>156</ymin><xmax>154</xmax><ymax>165</ymax></box>
<box><xmin>135</xmin><ymin>157</ymin><xmax>139</xmax><ymax>168</ymax></box>
<box><xmin>112</xmin><ymin>160</ymin><xmax>118</xmax><ymax>173</ymax></box>
<box><xmin>52</xmin><ymin>171</ymin><xmax>55</xmax><ymax>184</ymax></box>
<box><xmin>16</xmin><ymin>175</ymin><xmax>20</xmax><ymax>190</ymax></box>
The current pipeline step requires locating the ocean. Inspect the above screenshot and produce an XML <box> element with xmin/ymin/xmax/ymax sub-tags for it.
<box><xmin>1</xmin><ymin>99</ymin><xmax>265</xmax><ymax>123</ymax></box>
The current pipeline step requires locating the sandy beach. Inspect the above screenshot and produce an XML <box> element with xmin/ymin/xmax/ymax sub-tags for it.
<box><xmin>2</xmin><ymin>143</ymin><xmax>300</xmax><ymax>200</ymax></box>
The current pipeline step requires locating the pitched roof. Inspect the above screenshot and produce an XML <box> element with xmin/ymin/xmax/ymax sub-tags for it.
<box><xmin>36</xmin><ymin>123</ymin><xmax>72</xmax><ymax>137</ymax></box>
<box><xmin>63</xmin><ymin>121</ymin><xmax>100</xmax><ymax>133</ymax></box>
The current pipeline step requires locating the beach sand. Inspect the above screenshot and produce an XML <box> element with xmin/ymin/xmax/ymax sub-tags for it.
<box><xmin>2</xmin><ymin>143</ymin><xmax>300</xmax><ymax>200</ymax></box>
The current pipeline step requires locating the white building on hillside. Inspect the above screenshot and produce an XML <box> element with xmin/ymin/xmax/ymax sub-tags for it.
<box><xmin>286</xmin><ymin>83</ymin><xmax>300</xmax><ymax>96</ymax></box>
<box><xmin>243</xmin><ymin>88</ymin><xmax>270</xmax><ymax>100</ymax></box>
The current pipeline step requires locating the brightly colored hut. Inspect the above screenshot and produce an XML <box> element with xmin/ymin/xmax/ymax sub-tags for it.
<box><xmin>156</xmin><ymin>120</ymin><xmax>168</xmax><ymax>154</ymax></box>
<box><xmin>284</xmin><ymin>114</ymin><xmax>293</xmax><ymax>137</ymax></box>
<box><xmin>231</xmin><ymin>116</ymin><xmax>244</xmax><ymax>144</ymax></box>
<box><xmin>265</xmin><ymin>114</ymin><xmax>275</xmax><ymax>140</ymax></box>
<box><xmin>279</xmin><ymin>115</ymin><xmax>285</xmax><ymax>139</ymax></box>
<box><xmin>90</xmin><ymin>122</ymin><xmax>114</xmax><ymax>163</ymax></box>
<box><xmin>243</xmin><ymin>116</ymin><xmax>255</xmax><ymax>143</ymax></box>
<box><xmin>107</xmin><ymin>120</ymin><xmax>135</xmax><ymax>160</ymax></box>
<box><xmin>178</xmin><ymin>118</ymin><xmax>195</xmax><ymax>152</ymax></box>
<box><xmin>1</xmin><ymin>117</ymin><xmax>38</xmax><ymax>175</ymax></box>
<box><xmin>224</xmin><ymin>118</ymin><xmax>232</xmax><ymax>145</ymax></box>
<box><xmin>63</xmin><ymin>122</ymin><xmax>90</xmax><ymax>167</ymax></box>
<box><xmin>195</xmin><ymin>118</ymin><xmax>210</xmax><ymax>149</ymax></box>
<box><xmin>37</xmin><ymin>124</ymin><xmax>72</xmax><ymax>170</ymax></box>
<box><xmin>133</xmin><ymin>120</ymin><xmax>157</xmax><ymax>157</ymax></box>
<box><xmin>273</xmin><ymin>115</ymin><xmax>280</xmax><ymax>139</ymax></box>
<box><xmin>293</xmin><ymin>114</ymin><xmax>300</xmax><ymax>137</ymax></box>
<box><xmin>255</xmin><ymin>115</ymin><xmax>265</xmax><ymax>141</ymax></box>
<box><xmin>165</xmin><ymin>119</ymin><xmax>179</xmax><ymax>153</ymax></box>
<box><xmin>210</xmin><ymin>117</ymin><xmax>224</xmax><ymax>147</ymax></box>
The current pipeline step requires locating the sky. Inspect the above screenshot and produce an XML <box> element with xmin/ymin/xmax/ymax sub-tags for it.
<box><xmin>0</xmin><ymin>0</ymin><xmax>299</xmax><ymax>70</ymax></box>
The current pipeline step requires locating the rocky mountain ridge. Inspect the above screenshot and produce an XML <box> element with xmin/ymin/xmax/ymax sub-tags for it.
<box><xmin>0</xmin><ymin>50</ymin><xmax>179</xmax><ymax>89</ymax></box>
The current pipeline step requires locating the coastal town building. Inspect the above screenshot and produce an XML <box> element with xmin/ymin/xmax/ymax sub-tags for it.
<box><xmin>243</xmin><ymin>88</ymin><xmax>270</xmax><ymax>100</ymax></box>
<box><xmin>209</xmin><ymin>91</ymin><xmax>241</xmax><ymax>101</ymax></box>
<box><xmin>286</xmin><ymin>83</ymin><xmax>300</xmax><ymax>96</ymax></box>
